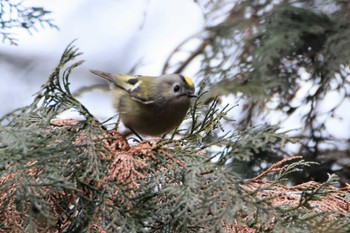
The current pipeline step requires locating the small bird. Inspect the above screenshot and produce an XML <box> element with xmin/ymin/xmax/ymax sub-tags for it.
<box><xmin>90</xmin><ymin>70</ymin><xmax>197</xmax><ymax>137</ymax></box>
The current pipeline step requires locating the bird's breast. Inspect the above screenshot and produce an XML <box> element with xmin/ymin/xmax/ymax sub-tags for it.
<box><xmin>120</xmin><ymin>99</ymin><xmax>190</xmax><ymax>136</ymax></box>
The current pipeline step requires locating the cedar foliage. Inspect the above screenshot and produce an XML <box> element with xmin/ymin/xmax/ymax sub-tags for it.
<box><xmin>0</xmin><ymin>42</ymin><xmax>349</xmax><ymax>233</ymax></box>
<box><xmin>1</xmin><ymin>0</ymin><xmax>350</xmax><ymax>232</ymax></box>
<box><xmin>164</xmin><ymin>0</ymin><xmax>350</xmax><ymax>184</ymax></box>
<box><xmin>0</xmin><ymin>0</ymin><xmax>57</xmax><ymax>45</ymax></box>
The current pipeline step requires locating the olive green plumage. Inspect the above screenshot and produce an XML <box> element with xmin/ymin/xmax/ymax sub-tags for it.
<box><xmin>90</xmin><ymin>70</ymin><xmax>196</xmax><ymax>137</ymax></box>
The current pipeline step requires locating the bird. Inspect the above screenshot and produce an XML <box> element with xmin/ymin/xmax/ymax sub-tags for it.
<box><xmin>90</xmin><ymin>70</ymin><xmax>197</xmax><ymax>138</ymax></box>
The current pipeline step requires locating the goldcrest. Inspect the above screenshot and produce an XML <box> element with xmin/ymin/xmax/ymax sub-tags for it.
<box><xmin>90</xmin><ymin>70</ymin><xmax>197</xmax><ymax>137</ymax></box>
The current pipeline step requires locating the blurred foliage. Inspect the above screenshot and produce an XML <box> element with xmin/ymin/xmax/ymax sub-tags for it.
<box><xmin>0</xmin><ymin>0</ymin><xmax>58</xmax><ymax>45</ymax></box>
<box><xmin>164</xmin><ymin>0</ymin><xmax>350</xmax><ymax>184</ymax></box>
<box><xmin>1</xmin><ymin>41</ymin><xmax>349</xmax><ymax>233</ymax></box>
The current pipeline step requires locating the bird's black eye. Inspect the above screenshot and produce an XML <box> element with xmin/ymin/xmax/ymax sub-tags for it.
<box><xmin>173</xmin><ymin>84</ymin><xmax>180</xmax><ymax>92</ymax></box>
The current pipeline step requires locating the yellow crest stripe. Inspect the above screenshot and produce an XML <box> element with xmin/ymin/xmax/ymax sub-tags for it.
<box><xmin>182</xmin><ymin>75</ymin><xmax>194</xmax><ymax>87</ymax></box>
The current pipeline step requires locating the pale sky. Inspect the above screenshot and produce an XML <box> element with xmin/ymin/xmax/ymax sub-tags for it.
<box><xmin>0</xmin><ymin>0</ymin><xmax>204</xmax><ymax>118</ymax></box>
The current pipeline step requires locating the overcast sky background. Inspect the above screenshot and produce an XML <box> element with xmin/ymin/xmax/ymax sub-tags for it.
<box><xmin>0</xmin><ymin>0</ymin><xmax>203</xmax><ymax>119</ymax></box>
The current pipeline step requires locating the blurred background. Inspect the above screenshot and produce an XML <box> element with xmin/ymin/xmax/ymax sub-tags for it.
<box><xmin>0</xmin><ymin>0</ymin><xmax>203</xmax><ymax>119</ymax></box>
<box><xmin>2</xmin><ymin>0</ymin><xmax>350</xmax><ymax>184</ymax></box>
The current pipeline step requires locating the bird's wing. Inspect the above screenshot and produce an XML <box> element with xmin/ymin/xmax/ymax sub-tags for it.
<box><xmin>90</xmin><ymin>70</ymin><xmax>155</xmax><ymax>104</ymax></box>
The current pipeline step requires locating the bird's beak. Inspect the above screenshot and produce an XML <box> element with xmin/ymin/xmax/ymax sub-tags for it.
<box><xmin>187</xmin><ymin>94</ymin><xmax>197</xmax><ymax>98</ymax></box>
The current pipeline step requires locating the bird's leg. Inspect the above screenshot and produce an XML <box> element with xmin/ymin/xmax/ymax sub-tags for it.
<box><xmin>128</xmin><ymin>127</ymin><xmax>144</xmax><ymax>142</ymax></box>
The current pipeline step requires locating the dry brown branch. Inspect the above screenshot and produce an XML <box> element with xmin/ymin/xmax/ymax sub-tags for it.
<box><xmin>247</xmin><ymin>155</ymin><xmax>303</xmax><ymax>182</ymax></box>
<box><xmin>225</xmin><ymin>157</ymin><xmax>350</xmax><ymax>232</ymax></box>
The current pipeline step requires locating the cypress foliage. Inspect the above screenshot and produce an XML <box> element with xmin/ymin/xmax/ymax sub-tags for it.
<box><xmin>0</xmin><ymin>1</ymin><xmax>57</xmax><ymax>45</ymax></box>
<box><xmin>0</xmin><ymin>41</ymin><xmax>349</xmax><ymax>233</ymax></box>
<box><xmin>1</xmin><ymin>1</ymin><xmax>350</xmax><ymax>232</ymax></box>
<box><xmin>164</xmin><ymin>0</ymin><xmax>350</xmax><ymax>184</ymax></box>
